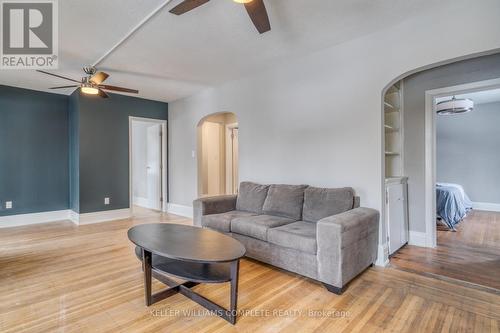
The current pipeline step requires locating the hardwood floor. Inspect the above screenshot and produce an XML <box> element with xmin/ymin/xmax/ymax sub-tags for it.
<box><xmin>1</xmin><ymin>208</ymin><xmax>499</xmax><ymax>332</ymax></box>
<box><xmin>391</xmin><ymin>210</ymin><xmax>500</xmax><ymax>291</ymax></box>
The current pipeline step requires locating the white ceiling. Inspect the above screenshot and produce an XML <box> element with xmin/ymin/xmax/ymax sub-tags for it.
<box><xmin>437</xmin><ymin>88</ymin><xmax>500</xmax><ymax>105</ymax></box>
<box><xmin>1</xmin><ymin>0</ymin><xmax>448</xmax><ymax>102</ymax></box>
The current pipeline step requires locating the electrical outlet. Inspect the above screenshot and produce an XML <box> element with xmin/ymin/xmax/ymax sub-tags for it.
<box><xmin>6</xmin><ymin>201</ymin><xmax>12</xmax><ymax>209</ymax></box>
<box><xmin>104</xmin><ymin>197</ymin><xmax>110</xmax><ymax>205</ymax></box>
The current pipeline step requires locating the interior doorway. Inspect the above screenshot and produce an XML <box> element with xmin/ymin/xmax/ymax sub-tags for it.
<box><xmin>129</xmin><ymin>117</ymin><xmax>167</xmax><ymax>213</ymax></box>
<box><xmin>197</xmin><ymin>112</ymin><xmax>239</xmax><ymax>197</ymax></box>
<box><xmin>423</xmin><ymin>78</ymin><xmax>500</xmax><ymax>247</ymax></box>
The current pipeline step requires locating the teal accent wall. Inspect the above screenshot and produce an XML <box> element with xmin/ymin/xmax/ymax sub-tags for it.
<box><xmin>68</xmin><ymin>92</ymin><xmax>80</xmax><ymax>213</ymax></box>
<box><xmin>0</xmin><ymin>85</ymin><xmax>168</xmax><ymax>218</ymax></box>
<box><xmin>75</xmin><ymin>91</ymin><xmax>168</xmax><ymax>213</ymax></box>
<box><xmin>0</xmin><ymin>85</ymin><xmax>69</xmax><ymax>216</ymax></box>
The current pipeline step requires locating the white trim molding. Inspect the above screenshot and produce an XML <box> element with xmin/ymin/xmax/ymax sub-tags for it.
<box><xmin>0</xmin><ymin>210</ymin><xmax>71</xmax><ymax>228</ymax></box>
<box><xmin>472</xmin><ymin>202</ymin><xmax>500</xmax><ymax>212</ymax></box>
<box><xmin>375</xmin><ymin>243</ymin><xmax>389</xmax><ymax>267</ymax></box>
<box><xmin>129</xmin><ymin>117</ymin><xmax>168</xmax><ymax>214</ymax></box>
<box><xmin>409</xmin><ymin>231</ymin><xmax>428</xmax><ymax>247</ymax></box>
<box><xmin>71</xmin><ymin>208</ymin><xmax>131</xmax><ymax>225</ymax></box>
<box><xmin>166</xmin><ymin>203</ymin><xmax>193</xmax><ymax>218</ymax></box>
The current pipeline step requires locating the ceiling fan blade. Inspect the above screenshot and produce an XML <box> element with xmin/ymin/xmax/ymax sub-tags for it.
<box><xmin>98</xmin><ymin>89</ymin><xmax>109</xmax><ymax>98</ymax></box>
<box><xmin>36</xmin><ymin>70</ymin><xmax>81</xmax><ymax>83</ymax></box>
<box><xmin>99</xmin><ymin>85</ymin><xmax>139</xmax><ymax>94</ymax></box>
<box><xmin>90</xmin><ymin>71</ymin><xmax>109</xmax><ymax>85</ymax></box>
<box><xmin>169</xmin><ymin>0</ymin><xmax>210</xmax><ymax>15</ymax></box>
<box><xmin>244</xmin><ymin>0</ymin><xmax>271</xmax><ymax>34</ymax></box>
<box><xmin>49</xmin><ymin>85</ymin><xmax>79</xmax><ymax>89</ymax></box>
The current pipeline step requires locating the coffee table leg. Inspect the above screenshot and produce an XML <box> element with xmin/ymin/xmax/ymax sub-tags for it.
<box><xmin>229</xmin><ymin>259</ymin><xmax>240</xmax><ymax>324</ymax></box>
<box><xmin>142</xmin><ymin>248</ymin><xmax>153</xmax><ymax>306</ymax></box>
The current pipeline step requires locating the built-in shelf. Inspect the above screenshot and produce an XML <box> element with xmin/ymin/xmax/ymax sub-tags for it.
<box><xmin>385</xmin><ymin>110</ymin><xmax>400</xmax><ymax>115</ymax></box>
<box><xmin>384</xmin><ymin>125</ymin><xmax>399</xmax><ymax>133</ymax></box>
<box><xmin>384</xmin><ymin>101</ymin><xmax>395</xmax><ymax>109</ymax></box>
<box><xmin>385</xmin><ymin>176</ymin><xmax>408</xmax><ymax>185</ymax></box>
<box><xmin>385</xmin><ymin>81</ymin><xmax>404</xmax><ymax>179</ymax></box>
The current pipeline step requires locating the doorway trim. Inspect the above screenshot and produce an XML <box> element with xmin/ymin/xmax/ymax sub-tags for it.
<box><xmin>424</xmin><ymin>77</ymin><xmax>500</xmax><ymax>247</ymax></box>
<box><xmin>129</xmin><ymin>116</ymin><xmax>168</xmax><ymax>214</ymax></box>
<box><xmin>225</xmin><ymin>122</ymin><xmax>239</xmax><ymax>194</ymax></box>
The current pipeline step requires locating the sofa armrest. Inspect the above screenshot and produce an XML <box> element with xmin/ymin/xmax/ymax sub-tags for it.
<box><xmin>192</xmin><ymin>195</ymin><xmax>237</xmax><ymax>227</ymax></box>
<box><xmin>316</xmin><ymin>207</ymin><xmax>379</xmax><ymax>289</ymax></box>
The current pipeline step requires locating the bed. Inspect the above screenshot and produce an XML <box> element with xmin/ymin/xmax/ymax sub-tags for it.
<box><xmin>436</xmin><ymin>183</ymin><xmax>473</xmax><ymax>230</ymax></box>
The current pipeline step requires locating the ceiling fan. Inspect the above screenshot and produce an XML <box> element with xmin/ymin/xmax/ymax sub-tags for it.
<box><xmin>36</xmin><ymin>66</ymin><xmax>139</xmax><ymax>98</ymax></box>
<box><xmin>170</xmin><ymin>0</ymin><xmax>271</xmax><ymax>34</ymax></box>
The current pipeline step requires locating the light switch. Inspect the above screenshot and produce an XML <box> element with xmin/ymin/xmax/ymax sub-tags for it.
<box><xmin>104</xmin><ymin>197</ymin><xmax>110</xmax><ymax>205</ymax></box>
<box><xmin>6</xmin><ymin>201</ymin><xmax>12</xmax><ymax>209</ymax></box>
<box><xmin>191</xmin><ymin>150</ymin><xmax>195</xmax><ymax>158</ymax></box>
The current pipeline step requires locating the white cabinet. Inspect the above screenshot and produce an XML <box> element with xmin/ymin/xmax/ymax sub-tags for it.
<box><xmin>386</xmin><ymin>177</ymin><xmax>409</xmax><ymax>255</ymax></box>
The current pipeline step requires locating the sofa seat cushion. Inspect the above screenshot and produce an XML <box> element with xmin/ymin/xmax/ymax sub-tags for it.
<box><xmin>231</xmin><ymin>214</ymin><xmax>296</xmax><ymax>241</ymax></box>
<box><xmin>303</xmin><ymin>186</ymin><xmax>355</xmax><ymax>222</ymax></box>
<box><xmin>262</xmin><ymin>184</ymin><xmax>308</xmax><ymax>220</ymax></box>
<box><xmin>236</xmin><ymin>182</ymin><xmax>270</xmax><ymax>214</ymax></box>
<box><xmin>201</xmin><ymin>210</ymin><xmax>257</xmax><ymax>233</ymax></box>
<box><xmin>267</xmin><ymin>221</ymin><xmax>317</xmax><ymax>254</ymax></box>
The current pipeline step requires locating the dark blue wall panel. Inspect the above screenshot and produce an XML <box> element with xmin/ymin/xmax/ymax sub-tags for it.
<box><xmin>77</xmin><ymin>92</ymin><xmax>168</xmax><ymax>213</ymax></box>
<box><xmin>68</xmin><ymin>92</ymin><xmax>80</xmax><ymax>213</ymax></box>
<box><xmin>0</xmin><ymin>85</ymin><xmax>167</xmax><ymax>217</ymax></box>
<box><xmin>0</xmin><ymin>85</ymin><xmax>69</xmax><ymax>216</ymax></box>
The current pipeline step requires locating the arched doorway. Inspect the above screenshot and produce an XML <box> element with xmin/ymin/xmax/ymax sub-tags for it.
<box><xmin>197</xmin><ymin>112</ymin><xmax>239</xmax><ymax>197</ymax></box>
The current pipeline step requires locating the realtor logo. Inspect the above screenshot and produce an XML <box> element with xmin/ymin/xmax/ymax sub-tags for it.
<box><xmin>1</xmin><ymin>0</ymin><xmax>58</xmax><ymax>69</ymax></box>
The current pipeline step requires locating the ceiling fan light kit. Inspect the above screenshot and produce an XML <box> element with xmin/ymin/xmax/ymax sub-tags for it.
<box><xmin>37</xmin><ymin>66</ymin><xmax>138</xmax><ymax>98</ymax></box>
<box><xmin>81</xmin><ymin>84</ymin><xmax>99</xmax><ymax>95</ymax></box>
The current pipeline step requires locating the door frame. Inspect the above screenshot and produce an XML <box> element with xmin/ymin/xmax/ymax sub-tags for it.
<box><xmin>225</xmin><ymin>122</ymin><xmax>239</xmax><ymax>194</ymax></box>
<box><xmin>129</xmin><ymin>116</ymin><xmax>168</xmax><ymax>214</ymax></box>
<box><xmin>423</xmin><ymin>77</ymin><xmax>500</xmax><ymax>247</ymax></box>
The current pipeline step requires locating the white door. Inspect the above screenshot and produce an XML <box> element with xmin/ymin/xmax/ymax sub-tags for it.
<box><xmin>146</xmin><ymin>124</ymin><xmax>161</xmax><ymax>210</ymax></box>
<box><xmin>387</xmin><ymin>184</ymin><xmax>406</xmax><ymax>254</ymax></box>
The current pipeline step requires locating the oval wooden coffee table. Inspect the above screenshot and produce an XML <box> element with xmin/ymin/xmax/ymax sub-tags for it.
<box><xmin>128</xmin><ymin>223</ymin><xmax>246</xmax><ymax>325</ymax></box>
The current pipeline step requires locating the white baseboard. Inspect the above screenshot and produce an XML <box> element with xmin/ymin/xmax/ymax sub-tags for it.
<box><xmin>133</xmin><ymin>196</ymin><xmax>149</xmax><ymax>208</ymax></box>
<box><xmin>472</xmin><ymin>202</ymin><xmax>500</xmax><ymax>212</ymax></box>
<box><xmin>0</xmin><ymin>210</ymin><xmax>71</xmax><ymax>228</ymax></box>
<box><xmin>0</xmin><ymin>208</ymin><xmax>132</xmax><ymax>228</ymax></box>
<box><xmin>71</xmin><ymin>208</ymin><xmax>131</xmax><ymax>225</ymax></box>
<box><xmin>375</xmin><ymin>243</ymin><xmax>389</xmax><ymax>267</ymax></box>
<box><xmin>167</xmin><ymin>203</ymin><xmax>193</xmax><ymax>218</ymax></box>
<box><xmin>409</xmin><ymin>231</ymin><xmax>427</xmax><ymax>247</ymax></box>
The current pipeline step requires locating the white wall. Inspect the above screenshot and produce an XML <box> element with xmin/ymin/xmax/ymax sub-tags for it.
<box><xmin>168</xmin><ymin>0</ymin><xmax>500</xmax><ymax>250</ymax></box>
<box><xmin>437</xmin><ymin>101</ymin><xmax>500</xmax><ymax>204</ymax></box>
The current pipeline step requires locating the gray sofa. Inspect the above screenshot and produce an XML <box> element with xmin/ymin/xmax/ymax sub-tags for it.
<box><xmin>193</xmin><ymin>182</ymin><xmax>379</xmax><ymax>294</ymax></box>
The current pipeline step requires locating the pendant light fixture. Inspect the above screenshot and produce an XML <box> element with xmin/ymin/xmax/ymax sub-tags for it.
<box><xmin>436</xmin><ymin>96</ymin><xmax>474</xmax><ymax>115</ymax></box>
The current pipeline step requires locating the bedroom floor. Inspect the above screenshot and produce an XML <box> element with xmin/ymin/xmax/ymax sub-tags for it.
<box><xmin>390</xmin><ymin>210</ymin><xmax>500</xmax><ymax>291</ymax></box>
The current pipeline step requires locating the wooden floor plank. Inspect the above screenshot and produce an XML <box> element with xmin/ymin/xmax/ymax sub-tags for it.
<box><xmin>391</xmin><ymin>210</ymin><xmax>500</xmax><ymax>290</ymax></box>
<box><xmin>0</xmin><ymin>206</ymin><xmax>499</xmax><ymax>332</ymax></box>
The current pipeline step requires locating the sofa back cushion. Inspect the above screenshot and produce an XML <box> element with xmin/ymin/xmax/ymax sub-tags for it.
<box><xmin>236</xmin><ymin>182</ymin><xmax>270</xmax><ymax>214</ymax></box>
<box><xmin>302</xmin><ymin>186</ymin><xmax>355</xmax><ymax>222</ymax></box>
<box><xmin>262</xmin><ymin>184</ymin><xmax>308</xmax><ymax>220</ymax></box>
